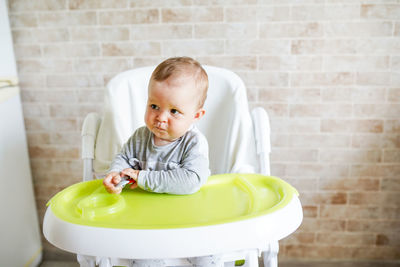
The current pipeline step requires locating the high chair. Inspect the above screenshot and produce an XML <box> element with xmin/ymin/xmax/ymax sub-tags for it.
<box><xmin>43</xmin><ymin>66</ymin><xmax>303</xmax><ymax>267</ymax></box>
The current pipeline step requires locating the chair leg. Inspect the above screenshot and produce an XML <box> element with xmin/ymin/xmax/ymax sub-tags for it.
<box><xmin>243</xmin><ymin>251</ymin><xmax>258</xmax><ymax>267</ymax></box>
<box><xmin>262</xmin><ymin>241</ymin><xmax>279</xmax><ymax>267</ymax></box>
<box><xmin>77</xmin><ymin>254</ymin><xmax>96</xmax><ymax>267</ymax></box>
<box><xmin>97</xmin><ymin>257</ymin><xmax>112</xmax><ymax>267</ymax></box>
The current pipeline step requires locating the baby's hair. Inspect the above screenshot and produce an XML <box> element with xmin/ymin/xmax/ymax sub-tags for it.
<box><xmin>151</xmin><ymin>57</ymin><xmax>208</xmax><ymax>108</ymax></box>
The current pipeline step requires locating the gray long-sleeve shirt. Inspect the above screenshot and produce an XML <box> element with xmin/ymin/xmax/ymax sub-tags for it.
<box><xmin>109</xmin><ymin>126</ymin><xmax>210</xmax><ymax>195</ymax></box>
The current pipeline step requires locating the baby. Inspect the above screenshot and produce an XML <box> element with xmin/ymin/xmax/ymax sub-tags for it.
<box><xmin>103</xmin><ymin>56</ymin><xmax>210</xmax><ymax>195</ymax></box>
<box><xmin>103</xmin><ymin>57</ymin><xmax>223</xmax><ymax>267</ymax></box>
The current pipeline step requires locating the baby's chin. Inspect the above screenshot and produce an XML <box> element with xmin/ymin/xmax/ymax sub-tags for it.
<box><xmin>153</xmin><ymin>135</ymin><xmax>175</xmax><ymax>146</ymax></box>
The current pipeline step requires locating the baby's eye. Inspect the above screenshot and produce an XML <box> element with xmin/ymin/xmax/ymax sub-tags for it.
<box><xmin>170</xmin><ymin>109</ymin><xmax>180</xmax><ymax>115</ymax></box>
<box><xmin>150</xmin><ymin>104</ymin><xmax>159</xmax><ymax>110</ymax></box>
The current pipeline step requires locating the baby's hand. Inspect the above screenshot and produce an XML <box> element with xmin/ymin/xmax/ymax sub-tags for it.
<box><xmin>103</xmin><ymin>172</ymin><xmax>123</xmax><ymax>194</ymax></box>
<box><xmin>120</xmin><ymin>168</ymin><xmax>139</xmax><ymax>189</ymax></box>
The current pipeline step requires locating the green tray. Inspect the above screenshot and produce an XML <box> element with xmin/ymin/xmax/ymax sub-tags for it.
<box><xmin>47</xmin><ymin>173</ymin><xmax>298</xmax><ymax>229</ymax></box>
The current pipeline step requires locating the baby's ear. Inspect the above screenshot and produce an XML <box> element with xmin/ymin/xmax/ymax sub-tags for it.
<box><xmin>194</xmin><ymin>109</ymin><xmax>205</xmax><ymax>120</ymax></box>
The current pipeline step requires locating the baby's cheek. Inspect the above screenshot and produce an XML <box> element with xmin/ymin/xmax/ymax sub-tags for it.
<box><xmin>144</xmin><ymin>112</ymin><xmax>152</xmax><ymax>125</ymax></box>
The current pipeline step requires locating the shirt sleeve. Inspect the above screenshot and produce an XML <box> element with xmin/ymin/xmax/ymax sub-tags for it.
<box><xmin>137</xmin><ymin>132</ymin><xmax>210</xmax><ymax>195</ymax></box>
<box><xmin>108</xmin><ymin>131</ymin><xmax>138</xmax><ymax>173</ymax></box>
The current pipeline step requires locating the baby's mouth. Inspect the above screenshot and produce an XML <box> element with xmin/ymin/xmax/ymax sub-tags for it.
<box><xmin>154</xmin><ymin>125</ymin><xmax>167</xmax><ymax>132</ymax></box>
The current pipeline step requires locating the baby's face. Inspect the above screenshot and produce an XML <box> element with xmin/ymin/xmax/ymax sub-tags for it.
<box><xmin>145</xmin><ymin>75</ymin><xmax>205</xmax><ymax>146</ymax></box>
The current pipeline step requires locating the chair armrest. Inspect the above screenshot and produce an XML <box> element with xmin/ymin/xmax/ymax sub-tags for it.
<box><xmin>251</xmin><ymin>107</ymin><xmax>271</xmax><ymax>154</ymax></box>
<box><xmin>81</xmin><ymin>112</ymin><xmax>102</xmax><ymax>160</ymax></box>
<box><xmin>251</xmin><ymin>107</ymin><xmax>271</xmax><ymax>175</ymax></box>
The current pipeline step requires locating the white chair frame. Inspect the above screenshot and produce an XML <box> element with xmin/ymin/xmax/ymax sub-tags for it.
<box><xmin>77</xmin><ymin>66</ymin><xmax>283</xmax><ymax>267</ymax></box>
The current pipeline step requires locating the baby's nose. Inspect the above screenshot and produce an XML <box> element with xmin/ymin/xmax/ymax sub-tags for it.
<box><xmin>157</xmin><ymin>111</ymin><xmax>168</xmax><ymax>122</ymax></box>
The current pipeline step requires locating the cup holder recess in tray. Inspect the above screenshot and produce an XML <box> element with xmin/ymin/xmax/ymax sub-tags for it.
<box><xmin>76</xmin><ymin>193</ymin><xmax>126</xmax><ymax>220</ymax></box>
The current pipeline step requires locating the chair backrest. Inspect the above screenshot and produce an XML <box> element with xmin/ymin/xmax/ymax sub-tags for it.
<box><xmin>93</xmin><ymin>66</ymin><xmax>258</xmax><ymax>175</ymax></box>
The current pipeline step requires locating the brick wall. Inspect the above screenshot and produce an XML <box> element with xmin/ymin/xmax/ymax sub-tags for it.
<box><xmin>8</xmin><ymin>0</ymin><xmax>400</xmax><ymax>261</ymax></box>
